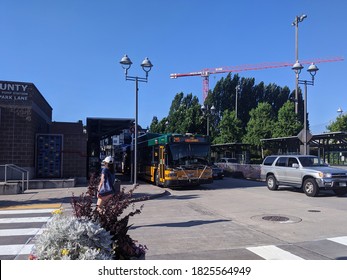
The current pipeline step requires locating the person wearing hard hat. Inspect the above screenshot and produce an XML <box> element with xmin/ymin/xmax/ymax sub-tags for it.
<box><xmin>97</xmin><ymin>156</ymin><xmax>116</xmax><ymax>208</ymax></box>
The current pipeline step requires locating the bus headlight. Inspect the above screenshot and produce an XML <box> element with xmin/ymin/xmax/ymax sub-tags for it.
<box><xmin>167</xmin><ymin>171</ymin><xmax>177</xmax><ymax>178</ymax></box>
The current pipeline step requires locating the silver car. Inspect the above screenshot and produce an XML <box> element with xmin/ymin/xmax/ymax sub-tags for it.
<box><xmin>261</xmin><ymin>155</ymin><xmax>347</xmax><ymax>197</ymax></box>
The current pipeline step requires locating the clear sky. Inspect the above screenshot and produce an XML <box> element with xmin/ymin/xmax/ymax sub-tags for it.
<box><xmin>1</xmin><ymin>0</ymin><xmax>346</xmax><ymax>134</ymax></box>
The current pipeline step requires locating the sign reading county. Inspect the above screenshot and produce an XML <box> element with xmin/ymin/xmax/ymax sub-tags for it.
<box><xmin>0</xmin><ymin>82</ymin><xmax>30</xmax><ymax>101</ymax></box>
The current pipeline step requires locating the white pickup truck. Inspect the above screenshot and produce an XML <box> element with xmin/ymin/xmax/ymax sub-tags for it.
<box><xmin>260</xmin><ymin>155</ymin><xmax>347</xmax><ymax>197</ymax></box>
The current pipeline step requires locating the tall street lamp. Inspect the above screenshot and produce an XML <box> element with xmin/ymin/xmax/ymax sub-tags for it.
<box><xmin>292</xmin><ymin>61</ymin><xmax>319</xmax><ymax>155</ymax></box>
<box><xmin>235</xmin><ymin>85</ymin><xmax>240</xmax><ymax>119</ymax></box>
<box><xmin>201</xmin><ymin>104</ymin><xmax>215</xmax><ymax>136</ymax></box>
<box><xmin>292</xmin><ymin>14</ymin><xmax>307</xmax><ymax>114</ymax></box>
<box><xmin>120</xmin><ymin>54</ymin><xmax>153</xmax><ymax>186</ymax></box>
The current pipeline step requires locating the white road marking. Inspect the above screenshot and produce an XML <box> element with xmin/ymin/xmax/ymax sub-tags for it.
<box><xmin>327</xmin><ymin>236</ymin><xmax>347</xmax><ymax>246</ymax></box>
<box><xmin>0</xmin><ymin>209</ymin><xmax>54</xmax><ymax>257</ymax></box>
<box><xmin>0</xmin><ymin>228</ymin><xmax>43</xmax><ymax>236</ymax></box>
<box><xmin>247</xmin><ymin>245</ymin><xmax>304</xmax><ymax>260</ymax></box>
<box><xmin>0</xmin><ymin>244</ymin><xmax>34</xmax><ymax>256</ymax></box>
<box><xmin>0</xmin><ymin>217</ymin><xmax>50</xmax><ymax>223</ymax></box>
<box><xmin>0</xmin><ymin>209</ymin><xmax>56</xmax><ymax>215</ymax></box>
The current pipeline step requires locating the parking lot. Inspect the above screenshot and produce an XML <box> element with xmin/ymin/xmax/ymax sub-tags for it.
<box><xmin>129</xmin><ymin>177</ymin><xmax>347</xmax><ymax>259</ymax></box>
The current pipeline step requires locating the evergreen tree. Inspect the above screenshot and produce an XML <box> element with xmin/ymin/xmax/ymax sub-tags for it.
<box><xmin>150</xmin><ymin>92</ymin><xmax>203</xmax><ymax>134</ymax></box>
<box><xmin>149</xmin><ymin>73</ymin><xmax>299</xmax><ymax>146</ymax></box>
<box><xmin>243</xmin><ymin>102</ymin><xmax>275</xmax><ymax>146</ymax></box>
<box><xmin>273</xmin><ymin>101</ymin><xmax>302</xmax><ymax>137</ymax></box>
<box><xmin>149</xmin><ymin>116</ymin><xmax>159</xmax><ymax>133</ymax></box>
<box><xmin>213</xmin><ymin>110</ymin><xmax>243</xmax><ymax>144</ymax></box>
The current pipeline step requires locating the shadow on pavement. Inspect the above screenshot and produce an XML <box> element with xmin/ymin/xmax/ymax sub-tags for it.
<box><xmin>131</xmin><ymin>218</ymin><xmax>231</xmax><ymax>229</ymax></box>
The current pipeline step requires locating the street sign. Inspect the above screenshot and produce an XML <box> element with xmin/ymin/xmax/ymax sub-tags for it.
<box><xmin>297</xmin><ymin>129</ymin><xmax>313</xmax><ymax>143</ymax></box>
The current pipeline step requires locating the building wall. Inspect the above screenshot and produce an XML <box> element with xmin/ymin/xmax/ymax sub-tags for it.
<box><xmin>0</xmin><ymin>81</ymin><xmax>52</xmax><ymax>177</ymax></box>
<box><xmin>0</xmin><ymin>81</ymin><xmax>87</xmax><ymax>181</ymax></box>
<box><xmin>51</xmin><ymin>121</ymin><xmax>87</xmax><ymax>180</ymax></box>
<box><xmin>0</xmin><ymin>106</ymin><xmax>33</xmax><ymax>167</ymax></box>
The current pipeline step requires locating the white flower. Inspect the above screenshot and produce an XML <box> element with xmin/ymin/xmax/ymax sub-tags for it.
<box><xmin>31</xmin><ymin>214</ymin><xmax>113</xmax><ymax>260</ymax></box>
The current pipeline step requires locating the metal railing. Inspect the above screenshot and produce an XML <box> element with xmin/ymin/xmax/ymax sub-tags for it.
<box><xmin>0</xmin><ymin>164</ymin><xmax>29</xmax><ymax>192</ymax></box>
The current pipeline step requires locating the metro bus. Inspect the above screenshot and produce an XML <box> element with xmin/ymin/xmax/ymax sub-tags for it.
<box><xmin>137</xmin><ymin>133</ymin><xmax>213</xmax><ymax>187</ymax></box>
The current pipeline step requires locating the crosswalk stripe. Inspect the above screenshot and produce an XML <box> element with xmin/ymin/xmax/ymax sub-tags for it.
<box><xmin>0</xmin><ymin>208</ymin><xmax>54</xmax><ymax>258</ymax></box>
<box><xmin>327</xmin><ymin>236</ymin><xmax>347</xmax><ymax>246</ymax></box>
<box><xmin>0</xmin><ymin>228</ymin><xmax>43</xmax><ymax>237</ymax></box>
<box><xmin>0</xmin><ymin>203</ymin><xmax>62</xmax><ymax>210</ymax></box>
<box><xmin>247</xmin><ymin>245</ymin><xmax>304</xmax><ymax>260</ymax></box>
<box><xmin>0</xmin><ymin>244</ymin><xmax>34</xmax><ymax>256</ymax></box>
<box><xmin>0</xmin><ymin>216</ymin><xmax>51</xmax><ymax>224</ymax></box>
<box><xmin>0</xmin><ymin>209</ymin><xmax>57</xmax><ymax>215</ymax></box>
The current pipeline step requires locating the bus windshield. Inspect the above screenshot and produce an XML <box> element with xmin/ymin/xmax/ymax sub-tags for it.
<box><xmin>168</xmin><ymin>143</ymin><xmax>210</xmax><ymax>166</ymax></box>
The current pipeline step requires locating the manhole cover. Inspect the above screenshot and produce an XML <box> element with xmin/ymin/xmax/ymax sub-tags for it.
<box><xmin>251</xmin><ymin>214</ymin><xmax>302</xmax><ymax>224</ymax></box>
<box><xmin>262</xmin><ymin>215</ymin><xmax>289</xmax><ymax>222</ymax></box>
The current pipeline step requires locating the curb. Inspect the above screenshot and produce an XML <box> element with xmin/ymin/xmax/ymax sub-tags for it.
<box><xmin>130</xmin><ymin>190</ymin><xmax>171</xmax><ymax>203</ymax></box>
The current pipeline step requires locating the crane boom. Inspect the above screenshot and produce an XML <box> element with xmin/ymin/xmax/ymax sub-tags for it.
<box><xmin>170</xmin><ymin>56</ymin><xmax>344</xmax><ymax>101</ymax></box>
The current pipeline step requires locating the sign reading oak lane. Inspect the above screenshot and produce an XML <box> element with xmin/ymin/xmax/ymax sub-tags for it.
<box><xmin>0</xmin><ymin>82</ymin><xmax>29</xmax><ymax>101</ymax></box>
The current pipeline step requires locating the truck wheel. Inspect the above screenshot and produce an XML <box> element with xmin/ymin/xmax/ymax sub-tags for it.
<box><xmin>333</xmin><ymin>189</ymin><xmax>347</xmax><ymax>196</ymax></box>
<box><xmin>266</xmin><ymin>175</ymin><xmax>278</xmax><ymax>190</ymax></box>
<box><xmin>303</xmin><ymin>178</ymin><xmax>319</xmax><ymax>197</ymax></box>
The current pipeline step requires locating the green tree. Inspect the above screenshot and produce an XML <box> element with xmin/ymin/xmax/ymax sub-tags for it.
<box><xmin>150</xmin><ymin>92</ymin><xmax>203</xmax><ymax>134</ymax></box>
<box><xmin>149</xmin><ymin>73</ymin><xmax>298</xmax><ymax>146</ymax></box>
<box><xmin>213</xmin><ymin>110</ymin><xmax>243</xmax><ymax>144</ymax></box>
<box><xmin>273</xmin><ymin>101</ymin><xmax>302</xmax><ymax>137</ymax></box>
<box><xmin>243</xmin><ymin>102</ymin><xmax>275</xmax><ymax>146</ymax></box>
<box><xmin>327</xmin><ymin>114</ymin><xmax>347</xmax><ymax>132</ymax></box>
<box><xmin>149</xmin><ymin>116</ymin><xmax>159</xmax><ymax>133</ymax></box>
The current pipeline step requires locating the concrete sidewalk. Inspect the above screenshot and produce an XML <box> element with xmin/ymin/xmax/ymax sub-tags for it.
<box><xmin>0</xmin><ymin>181</ymin><xmax>169</xmax><ymax>210</ymax></box>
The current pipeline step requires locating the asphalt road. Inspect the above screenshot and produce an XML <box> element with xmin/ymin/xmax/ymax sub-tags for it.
<box><xmin>1</xmin><ymin>177</ymin><xmax>346</xmax><ymax>260</ymax></box>
<box><xmin>128</xmin><ymin>177</ymin><xmax>347</xmax><ymax>260</ymax></box>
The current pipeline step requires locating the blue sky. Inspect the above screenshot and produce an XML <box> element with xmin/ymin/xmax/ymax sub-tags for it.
<box><xmin>1</xmin><ymin>0</ymin><xmax>346</xmax><ymax>133</ymax></box>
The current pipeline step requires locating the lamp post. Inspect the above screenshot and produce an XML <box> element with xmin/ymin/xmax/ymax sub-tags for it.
<box><xmin>235</xmin><ymin>85</ymin><xmax>240</xmax><ymax>119</ymax></box>
<box><xmin>201</xmin><ymin>104</ymin><xmax>215</xmax><ymax>136</ymax></box>
<box><xmin>120</xmin><ymin>54</ymin><xmax>153</xmax><ymax>186</ymax></box>
<box><xmin>292</xmin><ymin>14</ymin><xmax>307</xmax><ymax>114</ymax></box>
<box><xmin>337</xmin><ymin>107</ymin><xmax>343</xmax><ymax>116</ymax></box>
<box><xmin>292</xmin><ymin>61</ymin><xmax>319</xmax><ymax>155</ymax></box>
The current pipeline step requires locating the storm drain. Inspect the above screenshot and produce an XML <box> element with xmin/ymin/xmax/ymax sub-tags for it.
<box><xmin>262</xmin><ymin>215</ymin><xmax>289</xmax><ymax>222</ymax></box>
<box><xmin>251</xmin><ymin>214</ymin><xmax>302</xmax><ymax>224</ymax></box>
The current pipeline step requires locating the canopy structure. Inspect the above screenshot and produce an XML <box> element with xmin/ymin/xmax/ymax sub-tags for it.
<box><xmin>261</xmin><ymin>131</ymin><xmax>347</xmax><ymax>165</ymax></box>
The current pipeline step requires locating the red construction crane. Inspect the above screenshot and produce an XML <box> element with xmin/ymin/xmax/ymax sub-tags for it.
<box><xmin>170</xmin><ymin>57</ymin><xmax>344</xmax><ymax>101</ymax></box>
